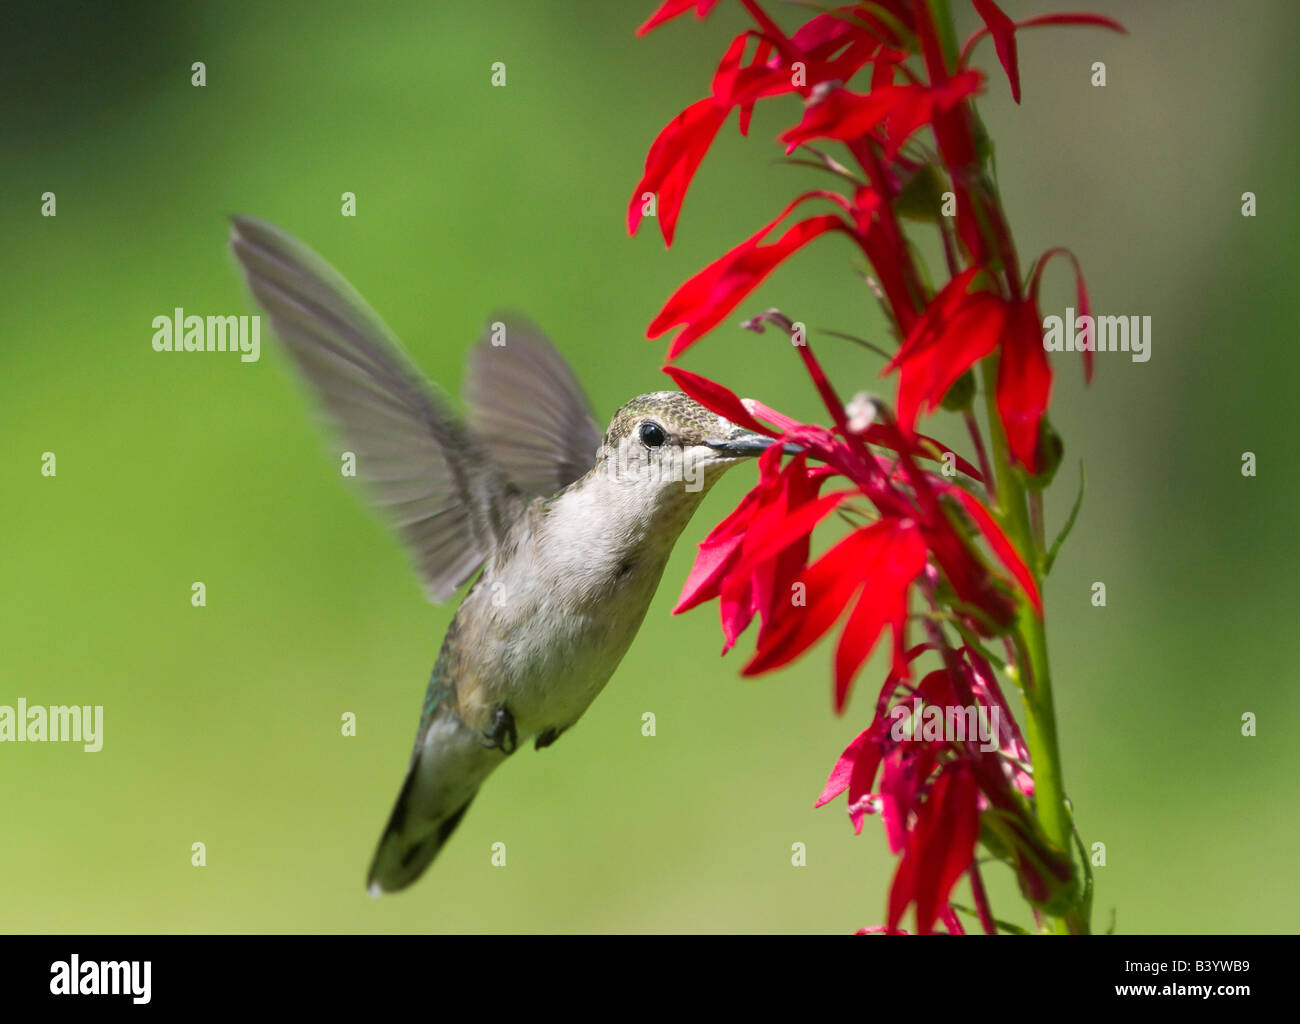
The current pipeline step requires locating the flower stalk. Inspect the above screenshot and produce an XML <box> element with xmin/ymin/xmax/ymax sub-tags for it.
<box><xmin>980</xmin><ymin>356</ymin><xmax>1081</xmax><ymax>932</ymax></box>
<box><xmin>630</xmin><ymin>0</ymin><xmax>1124</xmax><ymax>935</ymax></box>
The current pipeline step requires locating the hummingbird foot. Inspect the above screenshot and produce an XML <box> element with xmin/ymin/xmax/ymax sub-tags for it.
<box><xmin>535</xmin><ymin>726</ymin><xmax>567</xmax><ymax>750</ymax></box>
<box><xmin>482</xmin><ymin>706</ymin><xmax>518</xmax><ymax>755</ymax></box>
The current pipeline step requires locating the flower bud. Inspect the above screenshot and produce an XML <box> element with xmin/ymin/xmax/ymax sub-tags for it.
<box><xmin>1024</xmin><ymin>418</ymin><xmax>1064</xmax><ymax>491</ymax></box>
<box><xmin>940</xmin><ymin>369</ymin><xmax>977</xmax><ymax>412</ymax></box>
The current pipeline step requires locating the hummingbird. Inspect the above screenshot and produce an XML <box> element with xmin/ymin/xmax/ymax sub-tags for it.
<box><xmin>228</xmin><ymin>216</ymin><xmax>787</xmax><ymax>894</ymax></box>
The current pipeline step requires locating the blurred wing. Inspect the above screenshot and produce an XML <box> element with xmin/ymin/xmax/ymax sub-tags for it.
<box><xmin>462</xmin><ymin>316</ymin><xmax>603</xmax><ymax>497</ymax></box>
<box><xmin>228</xmin><ymin>215</ymin><xmax>521</xmax><ymax>602</ymax></box>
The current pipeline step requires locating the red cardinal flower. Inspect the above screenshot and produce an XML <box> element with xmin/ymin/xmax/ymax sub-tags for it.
<box><xmin>634</xmin><ymin>0</ymin><xmax>1122</xmax><ymax>937</ymax></box>
<box><xmin>647</xmin><ymin>193</ymin><xmax>849</xmax><ymax>358</ymax></box>
<box><xmin>886</xmin><ymin>266</ymin><xmax>1007</xmax><ymax>436</ymax></box>
<box><xmin>666</xmin><ymin>348</ymin><xmax>1039</xmax><ymax>693</ymax></box>
<box><xmin>628</xmin><ymin>98</ymin><xmax>730</xmax><ymax>246</ymax></box>
<box><xmin>636</xmin><ymin>0</ymin><xmax>721</xmax><ymax>37</ymax></box>
<box><xmin>780</xmin><ymin>72</ymin><xmax>984</xmax><ymax>160</ymax></box>
<box><xmin>743</xmin><ymin>516</ymin><xmax>928</xmax><ymax>711</ymax></box>
<box><xmin>971</xmin><ymin>0</ymin><xmax>1022</xmax><ymax>102</ymax></box>
<box><xmin>815</xmin><ymin>647</ymin><xmax>1041</xmax><ymax>932</ymax></box>
<box><xmin>887</xmin><ymin>759</ymin><xmax>980</xmax><ymax>934</ymax></box>
<box><xmin>674</xmin><ymin>446</ymin><xmax>849</xmax><ymax>652</ymax></box>
<box><xmin>963</xmin><ymin>4</ymin><xmax>1127</xmax><ymax>103</ymax></box>
<box><xmin>995</xmin><ymin>293</ymin><xmax>1052</xmax><ymax>472</ymax></box>
<box><xmin>815</xmin><ymin>723</ymin><xmax>883</xmax><ymax>835</ymax></box>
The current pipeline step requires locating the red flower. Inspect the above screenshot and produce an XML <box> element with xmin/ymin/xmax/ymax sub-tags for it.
<box><xmin>946</xmin><ymin>486</ymin><xmax>1042</xmax><ymax>616</ymax></box>
<box><xmin>743</xmin><ymin>517</ymin><xmax>928</xmax><ymax>711</ymax></box>
<box><xmin>995</xmin><ymin>293</ymin><xmax>1052</xmax><ymax>472</ymax></box>
<box><xmin>633</xmin><ymin>0</ymin><xmax>1121</xmax><ymax>935</ymax></box>
<box><xmin>647</xmin><ymin>193</ymin><xmax>849</xmax><ymax>358</ymax></box>
<box><xmin>780</xmin><ymin>72</ymin><xmax>984</xmax><ymax>160</ymax></box>
<box><xmin>1031</xmin><ymin>246</ymin><xmax>1094</xmax><ymax>382</ymax></box>
<box><xmin>885</xmin><ymin>266</ymin><xmax>1007</xmax><ymax>436</ymax></box>
<box><xmin>815</xmin><ymin>724</ymin><xmax>882</xmax><ymax>834</ymax></box>
<box><xmin>962</xmin><ymin>4</ymin><xmax>1127</xmax><ymax>104</ymax></box>
<box><xmin>815</xmin><ymin>647</ymin><xmax>1038</xmax><ymax>932</ymax></box>
<box><xmin>674</xmin><ymin>446</ymin><xmax>849</xmax><ymax>653</ymax></box>
<box><xmin>971</xmin><ymin>0</ymin><xmax>1022</xmax><ymax>102</ymax></box>
<box><xmin>661</xmin><ymin>365</ymin><xmax>772</xmax><ymax>437</ymax></box>
<box><xmin>712</xmin><ymin>31</ymin><xmax>774</xmax><ymax>136</ymax></box>
<box><xmin>714</xmin><ymin>17</ymin><xmax>901</xmax><ymax>111</ymax></box>
<box><xmin>887</xmin><ymin>760</ymin><xmax>980</xmax><ymax>934</ymax></box>
<box><xmin>666</xmin><ymin>351</ymin><xmax>1039</xmax><ymax>681</ymax></box>
<box><xmin>636</xmin><ymin>0</ymin><xmax>721</xmax><ymax>38</ymax></box>
<box><xmin>628</xmin><ymin>98</ymin><xmax>730</xmax><ymax>246</ymax></box>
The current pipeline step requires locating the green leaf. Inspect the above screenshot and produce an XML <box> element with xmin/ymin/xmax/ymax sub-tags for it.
<box><xmin>817</xmin><ymin>329</ymin><xmax>893</xmax><ymax>362</ymax></box>
<box><xmin>949</xmin><ymin>902</ymin><xmax>1033</xmax><ymax>935</ymax></box>
<box><xmin>1072</xmin><ymin>824</ymin><xmax>1095</xmax><ymax>933</ymax></box>
<box><xmin>895</xmin><ymin>164</ymin><xmax>948</xmax><ymax>223</ymax></box>
<box><xmin>1043</xmin><ymin>461</ymin><xmax>1085</xmax><ymax>574</ymax></box>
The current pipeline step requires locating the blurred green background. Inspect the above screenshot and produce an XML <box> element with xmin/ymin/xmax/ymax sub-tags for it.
<box><xmin>2</xmin><ymin>0</ymin><xmax>1296</xmax><ymax>934</ymax></box>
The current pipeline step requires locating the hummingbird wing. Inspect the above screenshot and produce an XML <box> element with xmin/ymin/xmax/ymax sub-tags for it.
<box><xmin>229</xmin><ymin>215</ymin><xmax>522</xmax><ymax>603</ymax></box>
<box><xmin>461</xmin><ymin>316</ymin><xmax>603</xmax><ymax>497</ymax></box>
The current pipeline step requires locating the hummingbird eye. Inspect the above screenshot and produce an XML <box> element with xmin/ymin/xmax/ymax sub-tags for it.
<box><xmin>638</xmin><ymin>421</ymin><xmax>666</xmax><ymax>450</ymax></box>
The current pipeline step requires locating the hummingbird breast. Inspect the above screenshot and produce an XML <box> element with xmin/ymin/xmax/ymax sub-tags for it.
<box><xmin>448</xmin><ymin>478</ymin><xmax>702</xmax><ymax>744</ymax></box>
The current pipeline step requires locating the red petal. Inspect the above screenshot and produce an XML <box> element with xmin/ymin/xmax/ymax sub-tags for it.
<box><xmin>846</xmin><ymin>738</ymin><xmax>883</xmax><ymax>833</ymax></box>
<box><xmin>628</xmin><ymin>98</ymin><xmax>729</xmax><ymax>246</ymax></box>
<box><xmin>736</xmin><ymin>39</ymin><xmax>772</xmax><ymax>136</ymax></box>
<box><xmin>648</xmin><ymin>196</ymin><xmax>847</xmax><ymax>359</ymax></box>
<box><xmin>733</xmin><ymin>489</ymin><xmax>854</xmax><ymax>574</ymax></box>
<box><xmin>995</xmin><ymin>296</ymin><xmax>1052</xmax><ymax>471</ymax></box>
<box><xmin>635</xmin><ymin>0</ymin><xmax>721</xmax><ymax>37</ymax></box>
<box><xmin>914</xmin><ymin>767</ymin><xmax>980</xmax><ymax>935</ymax></box>
<box><xmin>960</xmin><ymin>12</ymin><xmax>1126</xmax><ymax>71</ymax></box>
<box><xmin>740</xmin><ymin>527</ymin><xmax>875</xmax><ymax>677</ymax></box>
<box><xmin>738</xmin><ymin>457</ymin><xmax>836</xmax><ymax>650</ymax></box>
<box><xmin>948</xmin><ymin>489</ymin><xmax>1042</xmax><ymax>615</ymax></box>
<box><xmin>661</xmin><ymin>365</ymin><xmax>773</xmax><ymax>436</ymax></box>
<box><xmin>1031</xmin><ymin>246</ymin><xmax>1094</xmax><ymax>383</ymax></box>
<box><xmin>815</xmin><ymin>723</ymin><xmax>885</xmax><ymax>835</ymax></box>
<box><xmin>814</xmin><ymin>727</ymin><xmax>872</xmax><ymax>807</ymax></box>
<box><xmin>971</xmin><ymin>0</ymin><xmax>1020</xmax><ymax>103</ymax></box>
<box><xmin>887</xmin><ymin>764</ymin><xmax>980</xmax><ymax>934</ymax></box>
<box><xmin>887</xmin><ymin>268</ymin><xmax>1006</xmax><ymax>435</ymax></box>
<box><xmin>832</xmin><ymin>520</ymin><xmax>927</xmax><ymax>711</ymax></box>
<box><xmin>672</xmin><ymin>488</ymin><xmax>762</xmax><ymax>614</ymax></box>
<box><xmin>741</xmin><ymin>397</ymin><xmax>803</xmax><ymax>434</ymax></box>
<box><xmin>778</xmin><ymin>74</ymin><xmax>981</xmax><ymax>158</ymax></box>
<box><xmin>897</xmin><ymin>294</ymin><xmax>1006</xmax><ymax>435</ymax></box>
<box><xmin>718</xmin><ymin>570</ymin><xmax>759</xmax><ymax>653</ymax></box>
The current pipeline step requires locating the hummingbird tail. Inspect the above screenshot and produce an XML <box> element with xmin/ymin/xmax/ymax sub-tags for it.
<box><xmin>366</xmin><ymin>764</ymin><xmax>479</xmax><ymax>895</ymax></box>
<box><xmin>366</xmin><ymin>708</ymin><xmax>498</xmax><ymax>895</ymax></box>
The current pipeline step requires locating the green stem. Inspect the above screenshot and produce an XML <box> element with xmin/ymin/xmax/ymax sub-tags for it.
<box><xmin>926</xmin><ymin>0</ymin><xmax>961</xmax><ymax>72</ymax></box>
<box><xmin>979</xmin><ymin>359</ymin><xmax>1085</xmax><ymax>935</ymax></box>
<box><xmin>929</xmin><ymin>0</ymin><xmax>1084</xmax><ymax>935</ymax></box>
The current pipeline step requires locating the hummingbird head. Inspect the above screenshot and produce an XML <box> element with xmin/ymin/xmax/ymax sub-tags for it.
<box><xmin>592</xmin><ymin>391</ymin><xmax>781</xmax><ymax>502</ymax></box>
<box><xmin>538</xmin><ymin>390</ymin><xmax>794</xmax><ymax>588</ymax></box>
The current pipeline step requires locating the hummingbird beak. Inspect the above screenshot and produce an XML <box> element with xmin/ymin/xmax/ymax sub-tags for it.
<box><xmin>703</xmin><ymin>432</ymin><xmax>803</xmax><ymax>459</ymax></box>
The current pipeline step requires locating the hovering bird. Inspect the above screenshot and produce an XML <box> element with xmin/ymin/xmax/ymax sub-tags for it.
<box><xmin>229</xmin><ymin>217</ymin><xmax>785</xmax><ymax>893</ymax></box>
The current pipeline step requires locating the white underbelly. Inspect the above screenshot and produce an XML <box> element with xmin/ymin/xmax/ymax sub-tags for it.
<box><xmin>495</xmin><ymin>562</ymin><xmax>664</xmax><ymax>738</ymax></box>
